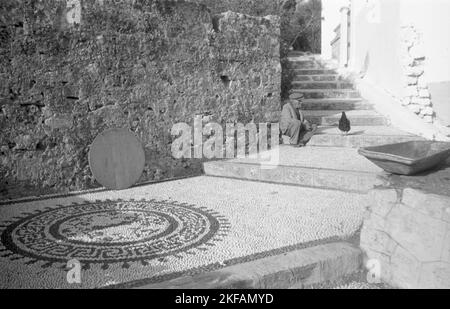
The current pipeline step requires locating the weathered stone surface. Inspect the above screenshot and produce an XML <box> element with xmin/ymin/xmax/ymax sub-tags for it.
<box><xmin>399</xmin><ymin>24</ymin><xmax>436</xmax><ymax>124</ymax></box>
<box><xmin>406</xmin><ymin>76</ymin><xmax>418</xmax><ymax>85</ymax></box>
<box><xmin>419</xmin><ymin>107</ymin><xmax>433</xmax><ymax>116</ymax></box>
<box><xmin>406</xmin><ymin>66</ymin><xmax>424</xmax><ymax>77</ymax></box>
<box><xmin>407</xmin><ymin>103</ymin><xmax>421</xmax><ymax>114</ymax></box>
<box><xmin>135</xmin><ymin>242</ymin><xmax>362</xmax><ymax>289</ymax></box>
<box><xmin>44</xmin><ymin>114</ymin><xmax>73</xmax><ymax>130</ymax></box>
<box><xmin>367</xmin><ymin>189</ymin><xmax>397</xmax><ymax>218</ymax></box>
<box><xmin>361</xmin><ymin>186</ymin><xmax>450</xmax><ymax>289</ymax></box>
<box><xmin>189</xmin><ymin>0</ymin><xmax>280</xmax><ymax>16</ymax></box>
<box><xmin>360</xmin><ymin>227</ymin><xmax>397</xmax><ymax>255</ymax></box>
<box><xmin>409</xmin><ymin>44</ymin><xmax>425</xmax><ymax>60</ymax></box>
<box><xmin>387</xmin><ymin>204</ymin><xmax>446</xmax><ymax>262</ymax></box>
<box><xmin>0</xmin><ymin>0</ymin><xmax>281</xmax><ymax>198</ymax></box>
<box><xmin>418</xmin><ymin>89</ymin><xmax>430</xmax><ymax>98</ymax></box>
<box><xmin>423</xmin><ymin>115</ymin><xmax>433</xmax><ymax>123</ymax></box>
<box><xmin>389</xmin><ymin>245</ymin><xmax>421</xmax><ymax>288</ymax></box>
<box><xmin>418</xmin><ymin>262</ymin><xmax>450</xmax><ymax>289</ymax></box>
<box><xmin>402</xmin><ymin>188</ymin><xmax>450</xmax><ymax>221</ymax></box>
<box><xmin>442</xmin><ymin>228</ymin><xmax>450</xmax><ymax>261</ymax></box>
<box><xmin>411</xmin><ymin>97</ymin><xmax>431</xmax><ymax>106</ymax></box>
<box><xmin>405</xmin><ymin>86</ymin><xmax>418</xmax><ymax>97</ymax></box>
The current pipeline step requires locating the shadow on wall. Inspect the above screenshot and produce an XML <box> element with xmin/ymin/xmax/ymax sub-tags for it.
<box><xmin>428</xmin><ymin>82</ymin><xmax>450</xmax><ymax>127</ymax></box>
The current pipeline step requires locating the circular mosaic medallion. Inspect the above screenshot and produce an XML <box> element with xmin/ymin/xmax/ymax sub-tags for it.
<box><xmin>0</xmin><ymin>200</ymin><xmax>229</xmax><ymax>268</ymax></box>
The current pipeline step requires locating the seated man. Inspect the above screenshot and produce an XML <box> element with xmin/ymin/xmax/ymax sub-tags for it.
<box><xmin>280</xmin><ymin>100</ymin><xmax>317</xmax><ymax>147</ymax></box>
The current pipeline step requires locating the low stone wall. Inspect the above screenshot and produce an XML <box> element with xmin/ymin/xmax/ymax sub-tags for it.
<box><xmin>400</xmin><ymin>25</ymin><xmax>434</xmax><ymax>123</ymax></box>
<box><xmin>0</xmin><ymin>0</ymin><xmax>281</xmax><ymax>198</ymax></box>
<box><xmin>188</xmin><ymin>0</ymin><xmax>280</xmax><ymax>16</ymax></box>
<box><xmin>361</xmin><ymin>182</ymin><xmax>450</xmax><ymax>288</ymax></box>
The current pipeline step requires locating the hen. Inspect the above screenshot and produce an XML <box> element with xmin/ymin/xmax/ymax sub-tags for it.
<box><xmin>338</xmin><ymin>111</ymin><xmax>351</xmax><ymax>135</ymax></box>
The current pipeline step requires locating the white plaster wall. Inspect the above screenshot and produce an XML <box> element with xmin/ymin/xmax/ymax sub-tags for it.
<box><xmin>349</xmin><ymin>0</ymin><xmax>404</xmax><ymax>97</ymax></box>
<box><xmin>400</xmin><ymin>0</ymin><xmax>450</xmax><ymax>84</ymax></box>
<box><xmin>400</xmin><ymin>0</ymin><xmax>450</xmax><ymax>125</ymax></box>
<box><xmin>347</xmin><ymin>0</ymin><xmax>450</xmax><ymax>130</ymax></box>
<box><xmin>321</xmin><ymin>0</ymin><xmax>349</xmax><ymax>60</ymax></box>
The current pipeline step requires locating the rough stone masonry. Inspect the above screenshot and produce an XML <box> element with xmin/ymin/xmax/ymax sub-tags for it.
<box><xmin>361</xmin><ymin>175</ymin><xmax>450</xmax><ymax>289</ymax></box>
<box><xmin>0</xmin><ymin>0</ymin><xmax>281</xmax><ymax>198</ymax></box>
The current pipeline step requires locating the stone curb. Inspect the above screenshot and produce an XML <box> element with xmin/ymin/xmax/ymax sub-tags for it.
<box><xmin>135</xmin><ymin>242</ymin><xmax>362</xmax><ymax>289</ymax></box>
<box><xmin>204</xmin><ymin>161</ymin><xmax>382</xmax><ymax>193</ymax></box>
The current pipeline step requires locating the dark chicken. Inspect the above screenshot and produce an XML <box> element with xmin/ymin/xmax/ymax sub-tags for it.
<box><xmin>338</xmin><ymin>111</ymin><xmax>351</xmax><ymax>135</ymax></box>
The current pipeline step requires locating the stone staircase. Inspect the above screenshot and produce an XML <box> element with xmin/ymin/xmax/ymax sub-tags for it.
<box><xmin>203</xmin><ymin>52</ymin><xmax>423</xmax><ymax>193</ymax></box>
<box><xmin>287</xmin><ymin>52</ymin><xmax>422</xmax><ymax>148</ymax></box>
<box><xmin>201</xmin><ymin>52</ymin><xmax>425</xmax><ymax>288</ymax></box>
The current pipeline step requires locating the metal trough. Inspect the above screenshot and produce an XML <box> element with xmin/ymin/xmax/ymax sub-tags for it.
<box><xmin>358</xmin><ymin>141</ymin><xmax>450</xmax><ymax>175</ymax></box>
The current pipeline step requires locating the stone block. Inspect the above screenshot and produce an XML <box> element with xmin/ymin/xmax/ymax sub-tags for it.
<box><xmin>282</xmin><ymin>167</ymin><xmax>315</xmax><ymax>187</ymax></box>
<box><xmin>409</xmin><ymin>44</ymin><xmax>426</xmax><ymax>60</ymax></box>
<box><xmin>400</xmin><ymin>26</ymin><xmax>418</xmax><ymax>46</ymax></box>
<box><xmin>360</xmin><ymin>227</ymin><xmax>397</xmax><ymax>255</ymax></box>
<box><xmin>402</xmin><ymin>188</ymin><xmax>450</xmax><ymax>221</ymax></box>
<box><xmin>313</xmin><ymin>169</ymin><xmax>360</xmax><ymax>191</ymax></box>
<box><xmin>44</xmin><ymin>115</ymin><xmax>73</xmax><ymax>130</ymax></box>
<box><xmin>289</xmin><ymin>92</ymin><xmax>304</xmax><ymax>100</ymax></box>
<box><xmin>406</xmin><ymin>66</ymin><xmax>424</xmax><ymax>77</ymax></box>
<box><xmin>401</xmin><ymin>57</ymin><xmax>415</xmax><ymax>67</ymax></box>
<box><xmin>406</xmin><ymin>76</ymin><xmax>418</xmax><ymax>85</ymax></box>
<box><xmin>363</xmin><ymin>186</ymin><xmax>450</xmax><ymax>288</ymax></box>
<box><xmin>418</xmin><ymin>89</ymin><xmax>430</xmax><ymax>98</ymax></box>
<box><xmin>418</xmin><ymin>262</ymin><xmax>450</xmax><ymax>289</ymax></box>
<box><xmin>386</xmin><ymin>204</ymin><xmax>447</xmax><ymax>262</ymax></box>
<box><xmin>441</xmin><ymin>228</ymin><xmax>450</xmax><ymax>262</ymax></box>
<box><xmin>390</xmin><ymin>246</ymin><xmax>421</xmax><ymax>288</ymax></box>
<box><xmin>367</xmin><ymin>189</ymin><xmax>398</xmax><ymax>217</ymax></box>
<box><xmin>407</xmin><ymin>104</ymin><xmax>421</xmax><ymax>114</ymax></box>
<box><xmin>423</xmin><ymin>115</ymin><xmax>433</xmax><ymax>123</ymax></box>
<box><xmin>411</xmin><ymin>97</ymin><xmax>431</xmax><ymax>106</ymax></box>
<box><xmin>418</xmin><ymin>76</ymin><xmax>428</xmax><ymax>88</ymax></box>
<box><xmin>419</xmin><ymin>107</ymin><xmax>433</xmax><ymax>116</ymax></box>
<box><xmin>405</xmin><ymin>86</ymin><xmax>418</xmax><ymax>97</ymax></box>
<box><xmin>401</xmin><ymin>97</ymin><xmax>411</xmax><ymax>106</ymax></box>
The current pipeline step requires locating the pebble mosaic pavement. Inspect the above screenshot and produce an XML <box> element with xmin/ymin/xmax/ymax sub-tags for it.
<box><xmin>0</xmin><ymin>176</ymin><xmax>366</xmax><ymax>288</ymax></box>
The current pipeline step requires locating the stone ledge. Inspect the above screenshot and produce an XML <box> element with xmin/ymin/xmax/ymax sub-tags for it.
<box><xmin>134</xmin><ymin>242</ymin><xmax>362</xmax><ymax>289</ymax></box>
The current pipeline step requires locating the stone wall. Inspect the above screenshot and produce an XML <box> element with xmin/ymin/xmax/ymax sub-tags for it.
<box><xmin>0</xmin><ymin>0</ymin><xmax>281</xmax><ymax>198</ymax></box>
<box><xmin>361</xmin><ymin>185</ymin><xmax>450</xmax><ymax>288</ymax></box>
<box><xmin>400</xmin><ymin>25</ymin><xmax>435</xmax><ymax>123</ymax></box>
<box><xmin>189</xmin><ymin>0</ymin><xmax>280</xmax><ymax>16</ymax></box>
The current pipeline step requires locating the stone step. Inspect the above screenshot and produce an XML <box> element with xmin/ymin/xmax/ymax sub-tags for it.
<box><xmin>300</xmin><ymin>98</ymin><xmax>372</xmax><ymax>111</ymax></box>
<box><xmin>135</xmin><ymin>242</ymin><xmax>362</xmax><ymax>289</ymax></box>
<box><xmin>302</xmin><ymin>110</ymin><xmax>388</xmax><ymax>126</ymax></box>
<box><xmin>293</xmin><ymin>74</ymin><xmax>341</xmax><ymax>82</ymax></box>
<box><xmin>291</xmin><ymin>89</ymin><xmax>361</xmax><ymax>99</ymax></box>
<box><xmin>203</xmin><ymin>146</ymin><xmax>385</xmax><ymax>192</ymax></box>
<box><xmin>288</xmin><ymin>51</ymin><xmax>310</xmax><ymax>57</ymax></box>
<box><xmin>292</xmin><ymin>69</ymin><xmax>337</xmax><ymax>75</ymax></box>
<box><xmin>290</xmin><ymin>61</ymin><xmax>323</xmax><ymax>69</ymax></box>
<box><xmin>292</xmin><ymin>81</ymin><xmax>355</xmax><ymax>90</ymax></box>
<box><xmin>306</xmin><ymin>126</ymin><xmax>424</xmax><ymax>148</ymax></box>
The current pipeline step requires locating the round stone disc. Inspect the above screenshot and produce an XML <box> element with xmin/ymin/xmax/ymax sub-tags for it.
<box><xmin>89</xmin><ymin>128</ymin><xmax>145</xmax><ymax>190</ymax></box>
